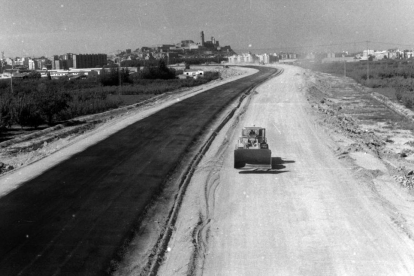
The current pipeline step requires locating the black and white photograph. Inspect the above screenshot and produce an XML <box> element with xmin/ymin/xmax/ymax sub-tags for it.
<box><xmin>2</xmin><ymin>0</ymin><xmax>414</xmax><ymax>275</ymax></box>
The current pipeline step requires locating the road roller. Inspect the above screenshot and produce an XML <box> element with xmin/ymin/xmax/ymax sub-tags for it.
<box><xmin>234</xmin><ymin>127</ymin><xmax>272</xmax><ymax>168</ymax></box>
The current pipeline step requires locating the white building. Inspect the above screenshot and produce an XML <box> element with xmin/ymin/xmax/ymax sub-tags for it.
<box><xmin>257</xmin><ymin>53</ymin><xmax>270</xmax><ymax>64</ymax></box>
<box><xmin>242</xmin><ymin>53</ymin><xmax>256</xmax><ymax>63</ymax></box>
<box><xmin>227</xmin><ymin>55</ymin><xmax>237</xmax><ymax>63</ymax></box>
<box><xmin>362</xmin><ymin>49</ymin><xmax>375</xmax><ymax>58</ymax></box>
<box><xmin>28</xmin><ymin>59</ymin><xmax>35</xmax><ymax>70</ymax></box>
<box><xmin>5</xmin><ymin>58</ymin><xmax>13</xmax><ymax>66</ymax></box>
<box><xmin>374</xmin><ymin>51</ymin><xmax>388</xmax><ymax>60</ymax></box>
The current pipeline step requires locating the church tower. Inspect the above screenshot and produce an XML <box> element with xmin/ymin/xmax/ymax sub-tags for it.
<box><xmin>201</xmin><ymin>31</ymin><xmax>205</xmax><ymax>46</ymax></box>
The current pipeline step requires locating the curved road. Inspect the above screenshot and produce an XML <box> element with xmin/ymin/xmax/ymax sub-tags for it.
<box><xmin>159</xmin><ymin>65</ymin><xmax>414</xmax><ymax>276</ymax></box>
<box><xmin>201</xmin><ymin>66</ymin><xmax>414</xmax><ymax>275</ymax></box>
<box><xmin>0</xmin><ymin>67</ymin><xmax>277</xmax><ymax>275</ymax></box>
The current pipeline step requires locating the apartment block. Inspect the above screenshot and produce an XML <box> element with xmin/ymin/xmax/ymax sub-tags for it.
<box><xmin>72</xmin><ymin>54</ymin><xmax>107</xmax><ymax>69</ymax></box>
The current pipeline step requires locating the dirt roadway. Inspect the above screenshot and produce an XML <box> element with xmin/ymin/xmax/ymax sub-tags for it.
<box><xmin>158</xmin><ymin>65</ymin><xmax>414</xmax><ymax>275</ymax></box>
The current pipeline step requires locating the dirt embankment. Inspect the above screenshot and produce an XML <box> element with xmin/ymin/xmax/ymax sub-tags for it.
<box><xmin>303</xmin><ymin>69</ymin><xmax>414</xmax><ymax>239</ymax></box>
<box><xmin>0</xmin><ymin>66</ymin><xmax>253</xmax><ymax>177</ymax></box>
<box><xmin>304</xmin><ymin>71</ymin><xmax>414</xmax><ymax>183</ymax></box>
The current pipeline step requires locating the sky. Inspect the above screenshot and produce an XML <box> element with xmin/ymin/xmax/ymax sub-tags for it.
<box><xmin>2</xmin><ymin>0</ymin><xmax>414</xmax><ymax>57</ymax></box>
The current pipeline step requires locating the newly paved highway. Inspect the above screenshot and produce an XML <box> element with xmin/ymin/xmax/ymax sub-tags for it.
<box><xmin>0</xmin><ymin>67</ymin><xmax>277</xmax><ymax>275</ymax></box>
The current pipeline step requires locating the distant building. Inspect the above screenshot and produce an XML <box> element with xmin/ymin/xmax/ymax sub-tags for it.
<box><xmin>374</xmin><ymin>50</ymin><xmax>388</xmax><ymax>60</ymax></box>
<box><xmin>54</xmin><ymin>60</ymin><xmax>62</xmax><ymax>69</ymax></box>
<box><xmin>179</xmin><ymin>40</ymin><xmax>195</xmax><ymax>48</ymax></box>
<box><xmin>73</xmin><ymin>54</ymin><xmax>107</xmax><ymax>69</ymax></box>
<box><xmin>5</xmin><ymin>58</ymin><xmax>13</xmax><ymax>66</ymax></box>
<box><xmin>362</xmin><ymin>49</ymin><xmax>375</xmax><ymax>58</ymax></box>
<box><xmin>288</xmin><ymin>53</ymin><xmax>297</xmax><ymax>59</ymax></box>
<box><xmin>228</xmin><ymin>55</ymin><xmax>237</xmax><ymax>63</ymax></box>
<box><xmin>257</xmin><ymin>53</ymin><xmax>270</xmax><ymax>64</ymax></box>
<box><xmin>27</xmin><ymin>59</ymin><xmax>35</xmax><ymax>70</ymax></box>
<box><xmin>244</xmin><ymin>53</ymin><xmax>255</xmax><ymax>63</ymax></box>
<box><xmin>322</xmin><ymin>56</ymin><xmax>357</xmax><ymax>63</ymax></box>
<box><xmin>201</xmin><ymin>31</ymin><xmax>205</xmax><ymax>46</ymax></box>
<box><xmin>404</xmin><ymin>50</ymin><xmax>413</xmax><ymax>59</ymax></box>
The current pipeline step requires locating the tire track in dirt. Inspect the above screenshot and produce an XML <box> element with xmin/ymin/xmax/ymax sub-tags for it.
<box><xmin>148</xmin><ymin>68</ymin><xmax>283</xmax><ymax>276</ymax></box>
<box><xmin>186</xmin><ymin>69</ymin><xmax>284</xmax><ymax>276</ymax></box>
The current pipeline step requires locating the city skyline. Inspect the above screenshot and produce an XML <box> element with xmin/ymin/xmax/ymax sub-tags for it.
<box><xmin>2</xmin><ymin>0</ymin><xmax>414</xmax><ymax>57</ymax></box>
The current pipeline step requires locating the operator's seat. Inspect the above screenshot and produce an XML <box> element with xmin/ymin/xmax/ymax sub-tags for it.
<box><xmin>248</xmin><ymin>137</ymin><xmax>258</xmax><ymax>147</ymax></box>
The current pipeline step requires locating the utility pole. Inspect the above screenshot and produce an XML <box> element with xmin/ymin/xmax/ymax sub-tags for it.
<box><xmin>366</xmin><ymin>41</ymin><xmax>370</xmax><ymax>82</ymax></box>
<box><xmin>3</xmin><ymin>52</ymin><xmax>14</xmax><ymax>94</ymax></box>
<box><xmin>0</xmin><ymin>51</ymin><xmax>4</xmax><ymax>73</ymax></box>
<box><xmin>344</xmin><ymin>58</ymin><xmax>346</xmax><ymax>77</ymax></box>
<box><xmin>117</xmin><ymin>50</ymin><xmax>122</xmax><ymax>89</ymax></box>
<box><xmin>10</xmin><ymin>56</ymin><xmax>14</xmax><ymax>94</ymax></box>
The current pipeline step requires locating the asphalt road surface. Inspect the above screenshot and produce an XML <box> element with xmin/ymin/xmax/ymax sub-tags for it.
<box><xmin>160</xmin><ymin>65</ymin><xmax>414</xmax><ymax>276</ymax></box>
<box><xmin>0</xmin><ymin>66</ymin><xmax>277</xmax><ymax>275</ymax></box>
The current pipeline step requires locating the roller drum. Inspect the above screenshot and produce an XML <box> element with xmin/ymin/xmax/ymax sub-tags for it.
<box><xmin>234</xmin><ymin>149</ymin><xmax>272</xmax><ymax>168</ymax></box>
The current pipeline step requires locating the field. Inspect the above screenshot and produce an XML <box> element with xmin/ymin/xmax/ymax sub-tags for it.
<box><xmin>0</xmin><ymin>71</ymin><xmax>219</xmax><ymax>142</ymax></box>
<box><xmin>300</xmin><ymin>59</ymin><xmax>414</xmax><ymax>108</ymax></box>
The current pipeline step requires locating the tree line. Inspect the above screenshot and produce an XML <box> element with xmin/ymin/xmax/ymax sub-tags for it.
<box><xmin>120</xmin><ymin>56</ymin><xmax>228</xmax><ymax>68</ymax></box>
<box><xmin>0</xmin><ymin>59</ymin><xmax>219</xmax><ymax>131</ymax></box>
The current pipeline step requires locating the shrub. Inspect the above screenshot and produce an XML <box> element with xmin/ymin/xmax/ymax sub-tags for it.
<box><xmin>28</xmin><ymin>71</ymin><xmax>41</xmax><ymax>79</ymax></box>
<box><xmin>0</xmin><ymin>91</ymin><xmax>13</xmax><ymax>130</ymax></box>
<box><xmin>395</xmin><ymin>86</ymin><xmax>406</xmax><ymax>101</ymax></box>
<box><xmin>34</xmin><ymin>83</ymin><xmax>72</xmax><ymax>125</ymax></box>
<box><xmin>57</xmin><ymin>89</ymin><xmax>122</xmax><ymax>120</ymax></box>
<box><xmin>12</xmin><ymin>93</ymin><xmax>43</xmax><ymax>128</ymax></box>
<box><xmin>132</xmin><ymin>59</ymin><xmax>177</xmax><ymax>81</ymax></box>
<box><xmin>403</xmin><ymin>94</ymin><xmax>414</xmax><ymax>109</ymax></box>
<box><xmin>100</xmin><ymin>68</ymin><xmax>130</xmax><ymax>86</ymax></box>
<box><xmin>58</xmin><ymin>96</ymin><xmax>122</xmax><ymax>120</ymax></box>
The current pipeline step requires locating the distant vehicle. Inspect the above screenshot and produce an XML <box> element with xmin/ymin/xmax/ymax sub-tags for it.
<box><xmin>183</xmin><ymin>69</ymin><xmax>204</xmax><ymax>77</ymax></box>
<box><xmin>234</xmin><ymin>127</ymin><xmax>271</xmax><ymax>168</ymax></box>
<box><xmin>69</xmin><ymin>75</ymin><xmax>87</xmax><ymax>80</ymax></box>
<box><xmin>0</xmin><ymin>73</ymin><xmax>11</xmax><ymax>79</ymax></box>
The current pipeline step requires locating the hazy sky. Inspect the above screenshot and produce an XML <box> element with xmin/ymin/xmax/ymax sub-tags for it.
<box><xmin>2</xmin><ymin>0</ymin><xmax>414</xmax><ymax>57</ymax></box>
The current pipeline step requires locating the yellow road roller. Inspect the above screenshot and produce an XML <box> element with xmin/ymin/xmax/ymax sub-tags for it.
<box><xmin>234</xmin><ymin>127</ymin><xmax>272</xmax><ymax>168</ymax></box>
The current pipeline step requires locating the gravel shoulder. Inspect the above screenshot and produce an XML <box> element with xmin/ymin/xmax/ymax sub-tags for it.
<box><xmin>157</xmin><ymin>65</ymin><xmax>414</xmax><ymax>275</ymax></box>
